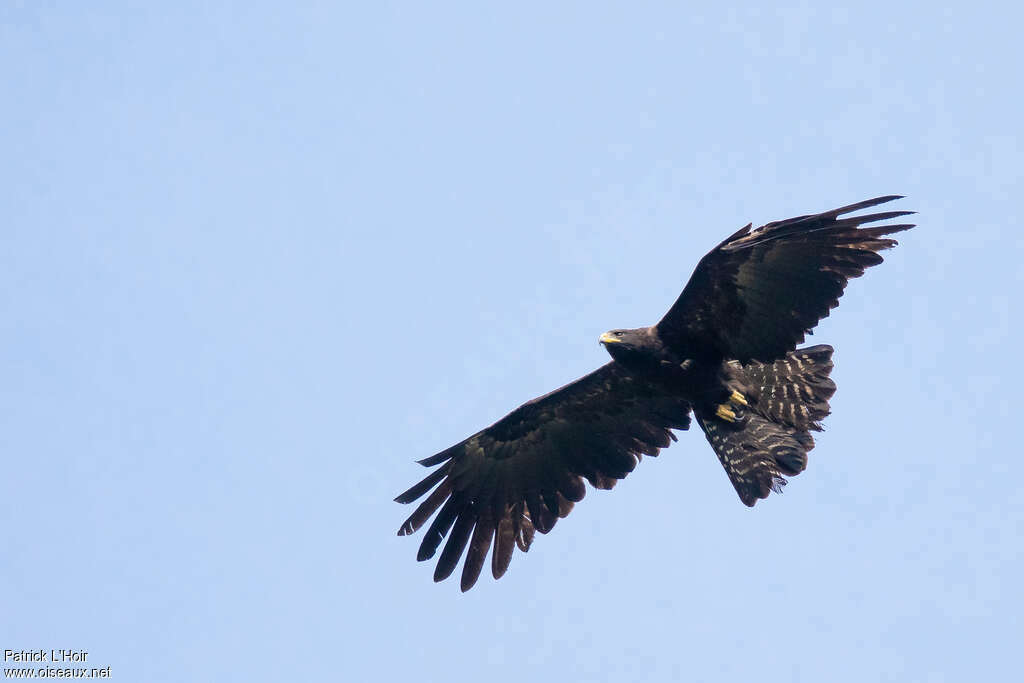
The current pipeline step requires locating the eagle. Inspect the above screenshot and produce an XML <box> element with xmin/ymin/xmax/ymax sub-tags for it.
<box><xmin>396</xmin><ymin>195</ymin><xmax>914</xmax><ymax>591</ymax></box>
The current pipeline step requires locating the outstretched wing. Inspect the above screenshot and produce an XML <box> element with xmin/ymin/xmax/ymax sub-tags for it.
<box><xmin>395</xmin><ymin>362</ymin><xmax>691</xmax><ymax>591</ymax></box>
<box><xmin>657</xmin><ymin>195</ymin><xmax>915</xmax><ymax>363</ymax></box>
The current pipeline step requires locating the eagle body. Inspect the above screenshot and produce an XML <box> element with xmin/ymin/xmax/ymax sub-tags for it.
<box><xmin>599</xmin><ymin>326</ymin><xmax>734</xmax><ymax>410</ymax></box>
<box><xmin>396</xmin><ymin>196</ymin><xmax>914</xmax><ymax>591</ymax></box>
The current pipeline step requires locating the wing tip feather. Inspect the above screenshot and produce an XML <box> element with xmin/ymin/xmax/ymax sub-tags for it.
<box><xmin>834</xmin><ymin>194</ymin><xmax>906</xmax><ymax>216</ymax></box>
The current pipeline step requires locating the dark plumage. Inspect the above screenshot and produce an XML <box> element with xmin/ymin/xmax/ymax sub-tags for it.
<box><xmin>396</xmin><ymin>196</ymin><xmax>914</xmax><ymax>590</ymax></box>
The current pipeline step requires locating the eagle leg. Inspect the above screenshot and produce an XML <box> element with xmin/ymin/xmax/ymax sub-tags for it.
<box><xmin>728</xmin><ymin>390</ymin><xmax>748</xmax><ymax>407</ymax></box>
<box><xmin>715</xmin><ymin>404</ymin><xmax>737</xmax><ymax>422</ymax></box>
<box><xmin>714</xmin><ymin>391</ymin><xmax>749</xmax><ymax>422</ymax></box>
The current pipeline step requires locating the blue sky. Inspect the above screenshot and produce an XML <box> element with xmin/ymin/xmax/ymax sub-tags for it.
<box><xmin>2</xmin><ymin>2</ymin><xmax>1021</xmax><ymax>681</ymax></box>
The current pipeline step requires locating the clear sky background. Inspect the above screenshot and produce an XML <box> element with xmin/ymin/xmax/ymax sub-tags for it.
<box><xmin>3</xmin><ymin>2</ymin><xmax>1021</xmax><ymax>681</ymax></box>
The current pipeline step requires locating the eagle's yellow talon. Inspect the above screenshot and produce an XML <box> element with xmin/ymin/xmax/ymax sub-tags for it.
<box><xmin>715</xmin><ymin>404</ymin><xmax>737</xmax><ymax>422</ymax></box>
<box><xmin>729</xmin><ymin>390</ymin><xmax>748</xmax><ymax>407</ymax></box>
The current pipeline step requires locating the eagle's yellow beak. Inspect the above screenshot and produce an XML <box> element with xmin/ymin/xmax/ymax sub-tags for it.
<box><xmin>599</xmin><ymin>332</ymin><xmax>620</xmax><ymax>345</ymax></box>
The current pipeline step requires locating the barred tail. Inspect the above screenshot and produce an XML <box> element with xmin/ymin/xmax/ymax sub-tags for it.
<box><xmin>741</xmin><ymin>344</ymin><xmax>836</xmax><ymax>431</ymax></box>
<box><xmin>700</xmin><ymin>345</ymin><xmax>837</xmax><ymax>506</ymax></box>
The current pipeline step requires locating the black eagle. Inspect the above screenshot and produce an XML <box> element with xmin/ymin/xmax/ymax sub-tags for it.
<box><xmin>396</xmin><ymin>195</ymin><xmax>914</xmax><ymax>591</ymax></box>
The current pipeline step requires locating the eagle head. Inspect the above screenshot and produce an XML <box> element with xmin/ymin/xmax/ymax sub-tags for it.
<box><xmin>599</xmin><ymin>328</ymin><xmax>657</xmax><ymax>365</ymax></box>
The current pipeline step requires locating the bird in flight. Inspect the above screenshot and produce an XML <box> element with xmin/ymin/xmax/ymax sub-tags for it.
<box><xmin>396</xmin><ymin>195</ymin><xmax>914</xmax><ymax>591</ymax></box>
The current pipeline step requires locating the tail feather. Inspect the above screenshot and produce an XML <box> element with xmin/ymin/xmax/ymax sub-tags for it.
<box><xmin>705</xmin><ymin>345</ymin><xmax>837</xmax><ymax>506</ymax></box>
<box><xmin>735</xmin><ymin>344</ymin><xmax>836</xmax><ymax>431</ymax></box>
<box><xmin>697</xmin><ymin>412</ymin><xmax>814</xmax><ymax>506</ymax></box>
